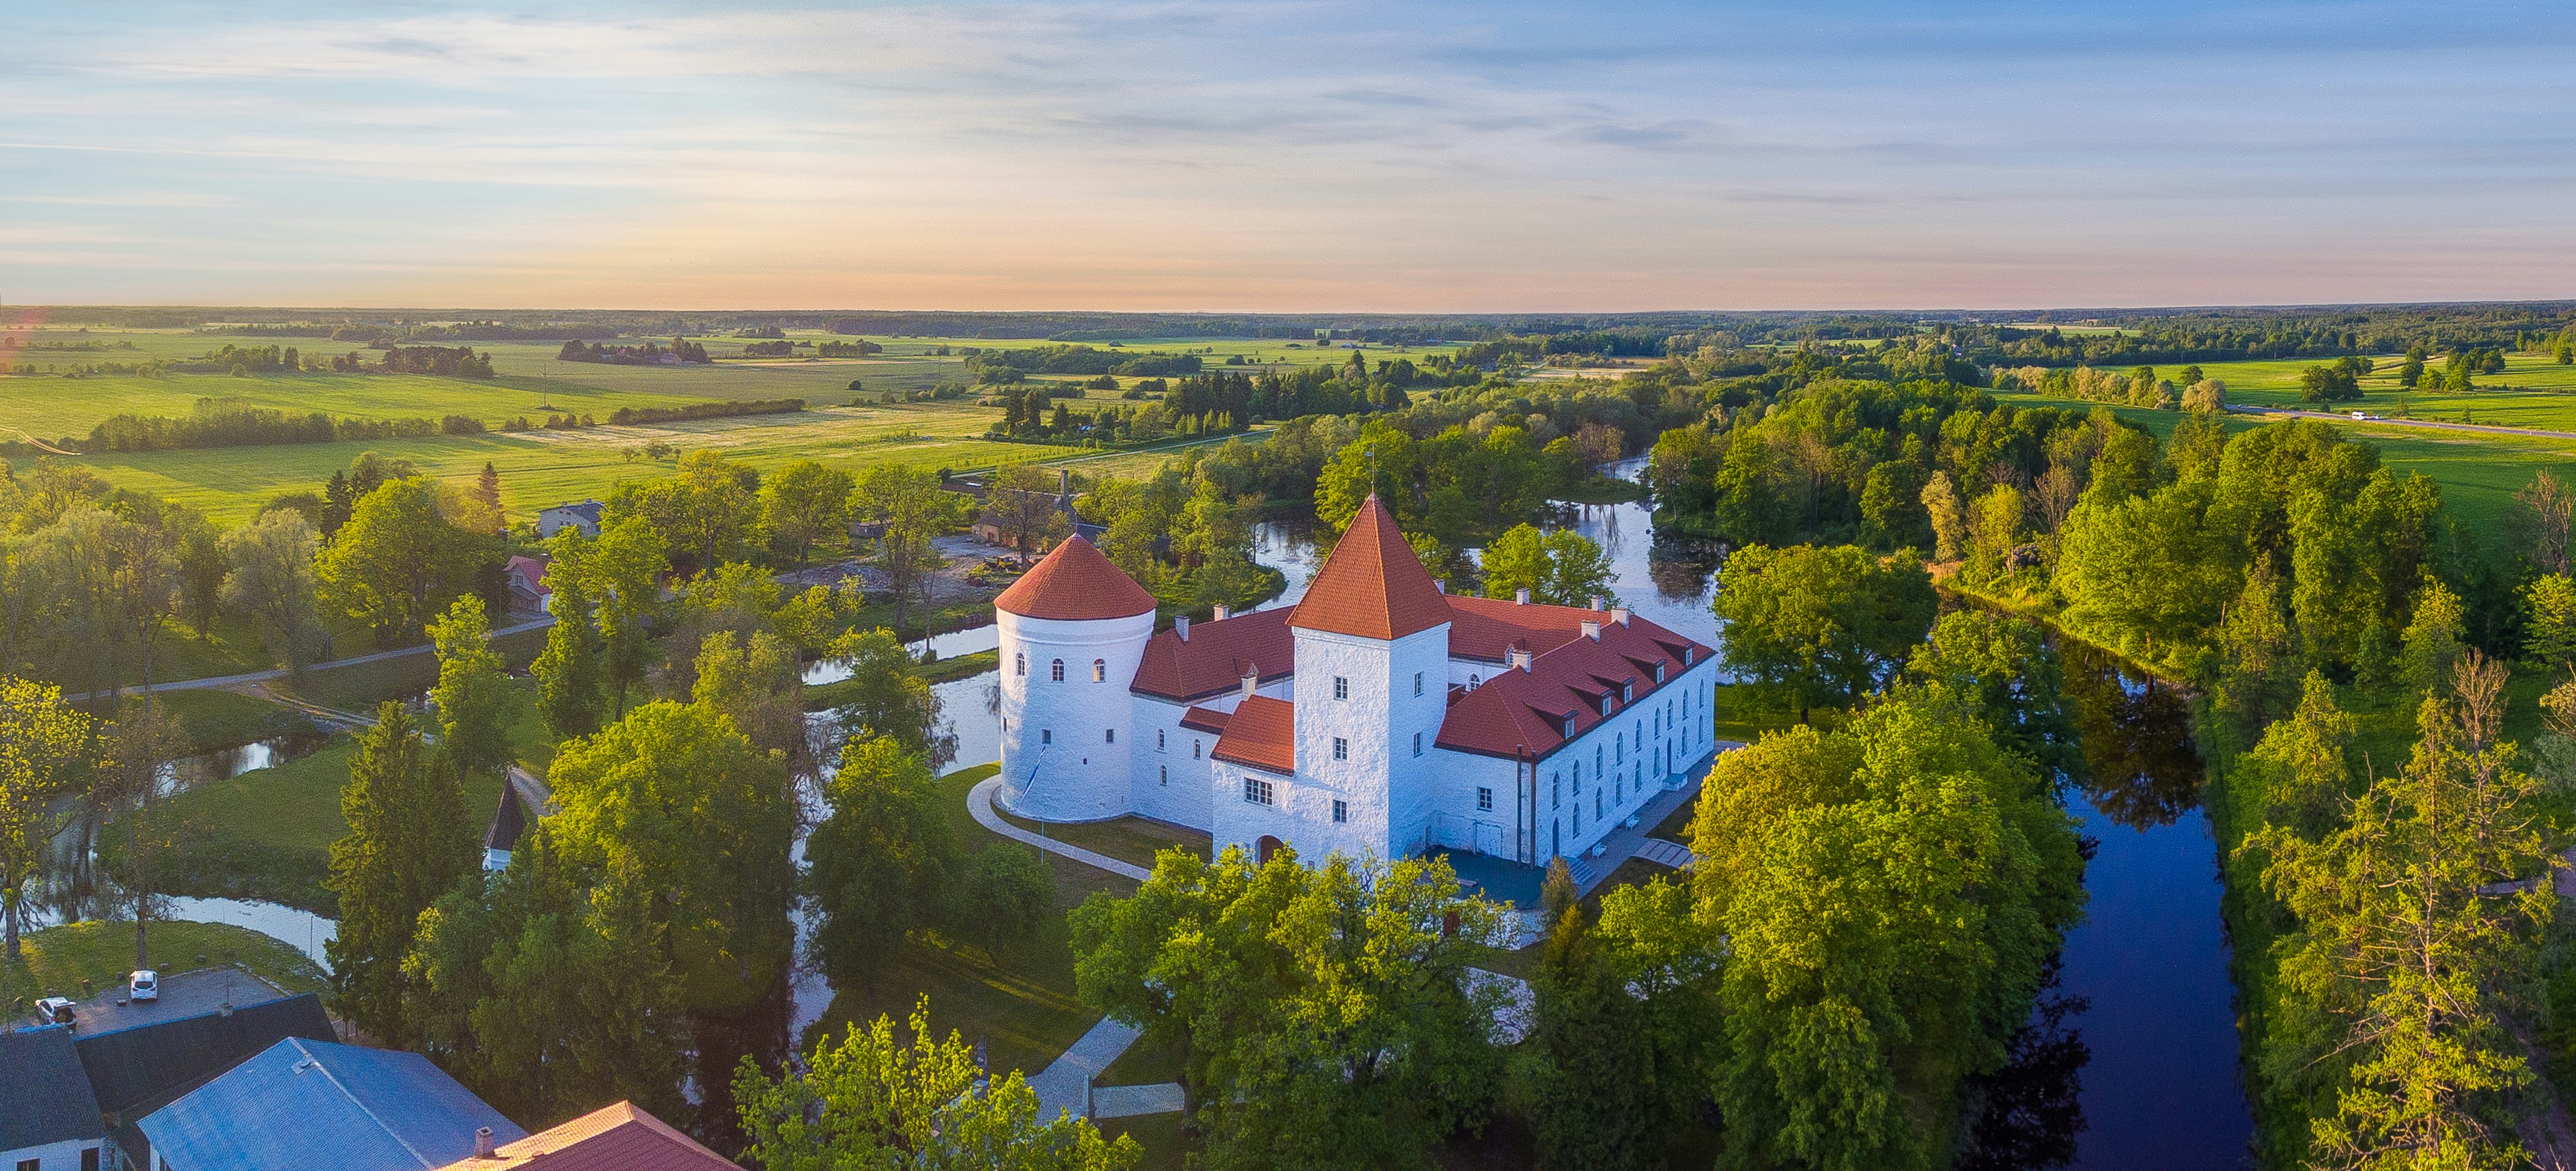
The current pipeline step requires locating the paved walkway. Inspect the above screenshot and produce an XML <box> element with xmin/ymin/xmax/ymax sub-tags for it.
<box><xmin>1563</xmin><ymin>741</ymin><xmax>1737</xmax><ymax>896</ymax></box>
<box><xmin>968</xmin><ymin>776</ymin><xmax>1151</xmax><ymax>882</ymax></box>
<box><xmin>1633</xmin><ymin>838</ymin><xmax>1697</xmax><ymax>870</ymax></box>
<box><xmin>1028</xmin><ymin>1015</ymin><xmax>1147</xmax><ymax>1120</ymax></box>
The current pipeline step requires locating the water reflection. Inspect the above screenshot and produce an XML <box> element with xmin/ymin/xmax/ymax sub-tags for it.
<box><xmin>157</xmin><ymin>734</ymin><xmax>327</xmax><ymax>797</ymax></box>
<box><xmin>1962</xmin><ymin>962</ymin><xmax>2090</xmax><ymax>1171</ymax></box>
<box><xmin>2061</xmin><ymin>645</ymin><xmax>2205</xmax><ymax>831</ymax></box>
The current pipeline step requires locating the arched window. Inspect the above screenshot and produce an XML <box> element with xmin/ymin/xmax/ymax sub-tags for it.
<box><xmin>1015</xmin><ymin>652</ymin><xmax>1026</xmax><ymax>677</ymax></box>
<box><xmin>1050</xmin><ymin>659</ymin><xmax>1065</xmax><ymax>682</ymax></box>
<box><xmin>1193</xmin><ymin>740</ymin><xmax>1202</xmax><ymax>759</ymax></box>
<box><xmin>1093</xmin><ymin>659</ymin><xmax>1106</xmax><ymax>683</ymax></box>
<box><xmin>1468</xmin><ymin>674</ymin><xmax>1480</xmax><ymax>689</ymax></box>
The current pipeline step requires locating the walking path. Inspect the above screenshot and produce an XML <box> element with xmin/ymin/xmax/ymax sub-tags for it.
<box><xmin>1633</xmin><ymin>837</ymin><xmax>1698</xmax><ymax>870</ymax></box>
<box><xmin>968</xmin><ymin>776</ymin><xmax>1151</xmax><ymax>882</ymax></box>
<box><xmin>1562</xmin><ymin>741</ymin><xmax>1736</xmax><ymax>896</ymax></box>
<box><xmin>1028</xmin><ymin>1015</ymin><xmax>1145</xmax><ymax>1120</ymax></box>
<box><xmin>64</xmin><ymin>616</ymin><xmax>555</xmax><ymax>705</ymax></box>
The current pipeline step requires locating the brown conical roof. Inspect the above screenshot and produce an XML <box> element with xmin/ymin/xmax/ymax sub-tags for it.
<box><xmin>1289</xmin><ymin>496</ymin><xmax>1453</xmax><ymax>640</ymax></box>
<box><xmin>996</xmin><ymin>534</ymin><xmax>1157</xmax><ymax>620</ymax></box>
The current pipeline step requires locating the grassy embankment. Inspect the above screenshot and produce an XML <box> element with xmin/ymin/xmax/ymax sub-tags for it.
<box><xmin>1</xmin><ymin>919</ymin><xmax>325</xmax><ymax>1010</ymax></box>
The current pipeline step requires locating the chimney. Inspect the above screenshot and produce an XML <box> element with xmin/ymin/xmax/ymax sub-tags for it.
<box><xmin>1241</xmin><ymin>664</ymin><xmax>1258</xmax><ymax>699</ymax></box>
<box><xmin>1175</xmin><ymin>616</ymin><xmax>1190</xmax><ymax>642</ymax></box>
<box><xmin>1509</xmin><ymin>645</ymin><xmax>1532</xmax><ymax>672</ymax></box>
<box><xmin>1581</xmin><ymin>620</ymin><xmax>1601</xmax><ymax>642</ymax></box>
<box><xmin>474</xmin><ymin>1127</ymin><xmax>497</xmax><ymax>1159</ymax></box>
<box><xmin>1588</xmin><ymin>596</ymin><xmax>1604</xmax><ymax>611</ymax></box>
<box><xmin>1213</xmin><ymin>603</ymin><xmax>1231</xmax><ymax>621</ymax></box>
<box><xmin>1611</xmin><ymin>606</ymin><xmax>1630</xmax><ymax>626</ymax></box>
<box><xmin>1514</xmin><ymin>588</ymin><xmax>1530</xmax><ymax>605</ymax></box>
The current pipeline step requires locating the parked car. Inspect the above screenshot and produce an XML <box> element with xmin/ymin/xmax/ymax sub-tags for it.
<box><xmin>130</xmin><ymin>969</ymin><xmax>158</xmax><ymax>1002</ymax></box>
<box><xmin>34</xmin><ymin>995</ymin><xmax>76</xmax><ymax>1025</ymax></box>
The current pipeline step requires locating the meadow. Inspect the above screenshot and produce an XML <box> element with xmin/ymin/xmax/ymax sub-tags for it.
<box><xmin>2175</xmin><ymin>350</ymin><xmax>2576</xmax><ymax>430</ymax></box>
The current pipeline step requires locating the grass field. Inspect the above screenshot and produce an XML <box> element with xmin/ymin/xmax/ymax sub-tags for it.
<box><xmin>1990</xmin><ymin>389</ymin><xmax>2576</xmax><ymax>533</ymax></box>
<box><xmin>1</xmin><ymin>919</ymin><xmax>325</xmax><ymax>1011</ymax></box>
<box><xmin>72</xmin><ymin>400</ymin><xmax>1069</xmax><ymax>524</ymax></box>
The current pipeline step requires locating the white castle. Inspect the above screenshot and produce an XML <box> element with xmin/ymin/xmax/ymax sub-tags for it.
<box><xmin>994</xmin><ymin>495</ymin><xmax>1722</xmax><ymax>870</ymax></box>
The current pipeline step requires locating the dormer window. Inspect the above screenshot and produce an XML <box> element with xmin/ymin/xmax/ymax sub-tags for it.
<box><xmin>1561</xmin><ymin>711</ymin><xmax>1577</xmax><ymax>737</ymax></box>
<box><xmin>1655</xmin><ymin>663</ymin><xmax>1666</xmax><ymax>683</ymax></box>
<box><xmin>1621</xmin><ymin>680</ymin><xmax>1634</xmax><ymax>703</ymax></box>
<box><xmin>1599</xmin><ymin>696</ymin><xmax>1612</xmax><ymax>716</ymax></box>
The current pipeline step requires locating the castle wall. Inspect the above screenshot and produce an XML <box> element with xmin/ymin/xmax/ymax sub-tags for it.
<box><xmin>996</xmin><ymin>608</ymin><xmax>1153</xmax><ymax>822</ymax></box>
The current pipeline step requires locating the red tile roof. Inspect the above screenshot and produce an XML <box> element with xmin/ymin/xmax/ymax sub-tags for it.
<box><xmin>1435</xmin><ymin>613</ymin><xmax>1712</xmax><ymax>760</ymax></box>
<box><xmin>1289</xmin><ymin>497</ymin><xmax>1453</xmax><ymax>642</ymax></box>
<box><xmin>433</xmin><ymin>1101</ymin><xmax>733</xmax><ymax>1171</ymax></box>
<box><xmin>994</xmin><ymin>534</ymin><xmax>1157</xmax><ymax>621</ymax></box>
<box><xmin>1179</xmin><ymin>706</ymin><xmax>1233</xmax><ymax>734</ymax></box>
<box><xmin>1131</xmin><ymin>607</ymin><xmax>1297</xmax><ymax>700</ymax></box>
<box><xmin>1442</xmin><ymin>594</ymin><xmax>1601</xmax><ymax>662</ymax></box>
<box><xmin>1211</xmin><ymin>694</ymin><xmax>1296</xmax><ymax>774</ymax></box>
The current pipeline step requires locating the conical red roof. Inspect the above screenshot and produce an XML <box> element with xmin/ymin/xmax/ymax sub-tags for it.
<box><xmin>995</xmin><ymin>534</ymin><xmax>1157</xmax><ymax>620</ymax></box>
<box><xmin>1290</xmin><ymin>496</ymin><xmax>1453</xmax><ymax>640</ymax></box>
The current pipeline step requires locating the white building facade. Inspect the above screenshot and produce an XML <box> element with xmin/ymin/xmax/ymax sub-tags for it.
<box><xmin>994</xmin><ymin>499</ymin><xmax>1722</xmax><ymax>873</ymax></box>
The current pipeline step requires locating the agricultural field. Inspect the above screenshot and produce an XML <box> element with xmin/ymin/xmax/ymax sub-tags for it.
<box><xmin>2171</xmin><ymin>350</ymin><xmax>2576</xmax><ymax>432</ymax></box>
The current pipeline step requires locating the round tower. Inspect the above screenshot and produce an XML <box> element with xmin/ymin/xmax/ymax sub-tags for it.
<box><xmin>994</xmin><ymin>534</ymin><xmax>1158</xmax><ymax>822</ymax></box>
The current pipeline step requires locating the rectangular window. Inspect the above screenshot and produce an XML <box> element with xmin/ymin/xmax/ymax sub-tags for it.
<box><xmin>86</xmin><ymin>1151</ymin><xmax>102</xmax><ymax>1171</ymax></box>
<box><xmin>23</xmin><ymin>1159</ymin><xmax>41</xmax><ymax>1171</ymax></box>
<box><xmin>1106</xmin><ymin>728</ymin><xmax>1115</xmax><ymax>744</ymax></box>
<box><xmin>1334</xmin><ymin>676</ymin><xmax>1349</xmax><ymax>700</ymax></box>
<box><xmin>1244</xmin><ymin>776</ymin><xmax>1274</xmax><ymax>805</ymax></box>
<box><xmin>1332</xmin><ymin>736</ymin><xmax>1348</xmax><ymax>760</ymax></box>
<box><xmin>1552</xmin><ymin>773</ymin><xmax>1560</xmax><ymax>808</ymax></box>
<box><xmin>1412</xmin><ymin>731</ymin><xmax>1423</xmax><ymax>756</ymax></box>
<box><xmin>1158</xmin><ymin>729</ymin><xmax>1166</xmax><ymax>750</ymax></box>
<box><xmin>1413</xmin><ymin>672</ymin><xmax>1423</xmax><ymax>696</ymax></box>
<box><xmin>1476</xmin><ymin>786</ymin><xmax>1494</xmax><ymax>812</ymax></box>
<box><xmin>1332</xmin><ymin>799</ymin><xmax>1348</xmax><ymax>823</ymax></box>
<box><xmin>1194</xmin><ymin>741</ymin><xmax>1202</xmax><ymax>758</ymax></box>
<box><xmin>1160</xmin><ymin>764</ymin><xmax>1168</xmax><ymax>785</ymax></box>
<box><xmin>1041</xmin><ymin>729</ymin><xmax>1052</xmax><ymax>745</ymax></box>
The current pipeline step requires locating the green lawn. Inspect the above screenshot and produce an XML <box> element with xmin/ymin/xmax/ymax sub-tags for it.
<box><xmin>990</xmin><ymin>808</ymin><xmax>1211</xmax><ymax>873</ymax></box>
<box><xmin>122</xmin><ymin>678</ymin><xmax>552</xmax><ymax>913</ymax></box>
<box><xmin>1</xmin><ymin>919</ymin><xmax>324</xmax><ymax>1011</ymax></box>
<box><xmin>802</xmin><ymin>762</ymin><xmax>1138</xmax><ymax>1081</ymax></box>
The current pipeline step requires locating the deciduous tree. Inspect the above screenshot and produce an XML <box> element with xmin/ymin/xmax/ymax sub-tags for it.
<box><xmin>0</xmin><ymin>678</ymin><xmax>87</xmax><ymax>961</ymax></box>
<box><xmin>806</xmin><ymin>737</ymin><xmax>960</xmax><ymax>991</ymax></box>
<box><xmin>219</xmin><ymin>510</ymin><xmax>327</xmax><ymax>678</ymax></box>
<box><xmin>326</xmin><ymin>702</ymin><xmax>474</xmax><ymax>1046</ymax></box>
<box><xmin>1712</xmin><ymin>543</ymin><xmax>1935</xmax><ymax>723</ymax></box>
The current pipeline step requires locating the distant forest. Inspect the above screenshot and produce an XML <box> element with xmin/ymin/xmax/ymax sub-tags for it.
<box><xmin>20</xmin><ymin>303</ymin><xmax>2576</xmax><ymax>361</ymax></box>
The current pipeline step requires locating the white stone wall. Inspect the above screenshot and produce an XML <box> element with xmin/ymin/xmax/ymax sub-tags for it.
<box><xmin>996</xmin><ymin>609</ymin><xmax>1153</xmax><ymax>822</ymax></box>
<box><xmin>1453</xmin><ymin>652</ymin><xmax>1726</xmax><ymax>864</ymax></box>
<box><xmin>1</xmin><ymin>1139</ymin><xmax>102</xmax><ymax>1171</ymax></box>
<box><xmin>1270</xmin><ymin>623</ymin><xmax>1451</xmax><ymax>862</ymax></box>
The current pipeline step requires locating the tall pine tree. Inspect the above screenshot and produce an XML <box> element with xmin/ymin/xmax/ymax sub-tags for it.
<box><xmin>1529</xmin><ymin>858</ymin><xmax>1655</xmax><ymax>1171</ymax></box>
<box><xmin>326</xmin><ymin>703</ymin><xmax>474</xmax><ymax>1045</ymax></box>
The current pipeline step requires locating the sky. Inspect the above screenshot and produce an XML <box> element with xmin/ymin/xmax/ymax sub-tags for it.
<box><xmin>4</xmin><ymin>0</ymin><xmax>2574</xmax><ymax>312</ymax></box>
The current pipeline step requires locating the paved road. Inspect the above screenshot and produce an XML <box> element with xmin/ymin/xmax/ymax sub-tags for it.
<box><xmin>2231</xmin><ymin>404</ymin><xmax>2576</xmax><ymax>441</ymax></box>
<box><xmin>967</xmin><ymin>775</ymin><xmax>1151</xmax><ymax>882</ymax></box>
<box><xmin>64</xmin><ymin>615</ymin><xmax>555</xmax><ymax>705</ymax></box>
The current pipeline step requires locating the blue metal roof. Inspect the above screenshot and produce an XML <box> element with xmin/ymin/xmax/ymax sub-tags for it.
<box><xmin>137</xmin><ymin>1037</ymin><xmax>526</xmax><ymax>1170</ymax></box>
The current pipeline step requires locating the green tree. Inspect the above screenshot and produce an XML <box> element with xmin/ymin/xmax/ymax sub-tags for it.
<box><xmin>981</xmin><ymin>463</ymin><xmax>1071</xmax><ymax>555</ymax></box>
<box><xmin>1691</xmin><ymin>688</ymin><xmax>2085</xmax><ymax>1171</ymax></box>
<box><xmin>1920</xmin><ymin>471</ymin><xmax>1966</xmax><ymax>563</ymax></box>
<box><xmin>2248</xmin><ymin>656</ymin><xmax>2559</xmax><ymax>1170</ymax></box>
<box><xmin>0</xmin><ymin>678</ymin><xmax>87</xmax><ymax>961</ymax></box>
<box><xmin>807</xmin><ymin>736</ymin><xmax>961</xmax><ymax>991</ymax></box>
<box><xmin>1070</xmin><ymin>847</ymin><xmax>1508</xmax><ymax>1171</ymax></box>
<box><xmin>1712</xmin><ymin>544</ymin><xmax>1935</xmax><ymax>723</ymax></box>
<box><xmin>326</xmin><ymin>702</ymin><xmax>475</xmax><ymax>1046</ymax></box>
<box><xmin>617</xmin><ymin>450</ymin><xmax>761</xmax><ymax>573</ymax></box>
<box><xmin>548</xmin><ymin>516</ymin><xmax>667</xmax><ymax>716</ymax></box>
<box><xmin>2398</xmin><ymin>581</ymin><xmax>2468</xmax><ymax>697</ymax></box>
<box><xmin>318</xmin><ymin>478</ymin><xmax>479</xmax><ymax>645</ymax></box>
<box><xmin>732</xmin><ymin>997</ymin><xmax>1138</xmax><ymax>1171</ymax></box>
<box><xmin>1967</xmin><ymin>482</ymin><xmax>2025</xmax><ymax>577</ymax></box>
<box><xmin>958</xmin><ymin>842</ymin><xmax>1054</xmax><ymax>961</ymax></box>
<box><xmin>219</xmin><ymin>509</ymin><xmax>327</xmax><ymax>678</ymax></box>
<box><xmin>1481</xmin><ymin>524</ymin><xmax>1619</xmax><ymax>608</ymax></box>
<box><xmin>854</xmin><ymin>465</ymin><xmax>949</xmax><ymax>637</ymax></box>
<box><xmin>761</xmin><ymin>458</ymin><xmax>854</xmax><ymax>563</ymax></box>
<box><xmin>427</xmin><ymin>596</ymin><xmax>513</xmax><ymax>780</ymax></box>
<box><xmin>532</xmin><ymin>575</ymin><xmax>606</xmax><ymax>739</ymax></box>
<box><xmin>2298</xmin><ymin>364</ymin><xmax>2363</xmax><ymax>402</ymax></box>
<box><xmin>404</xmin><ymin>826</ymin><xmax>688</xmax><ymax>1127</ymax></box>
<box><xmin>1528</xmin><ymin>859</ymin><xmax>1655</xmax><ymax>1171</ymax></box>
<box><xmin>2525</xmin><ymin>573</ymin><xmax>2576</xmax><ymax>680</ymax></box>
<box><xmin>691</xmin><ymin>629</ymin><xmax>806</xmax><ymax>760</ymax></box>
<box><xmin>826</xmin><ymin>626</ymin><xmax>945</xmax><ymax>763</ymax></box>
